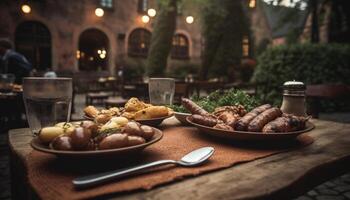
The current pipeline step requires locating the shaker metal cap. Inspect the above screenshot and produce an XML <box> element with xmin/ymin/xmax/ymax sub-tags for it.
<box><xmin>283</xmin><ymin>80</ymin><xmax>305</xmax><ymax>90</ymax></box>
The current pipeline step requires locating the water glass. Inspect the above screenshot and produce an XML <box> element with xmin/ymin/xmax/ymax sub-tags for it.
<box><xmin>23</xmin><ymin>77</ymin><xmax>72</xmax><ymax>135</ymax></box>
<box><xmin>148</xmin><ymin>78</ymin><xmax>175</xmax><ymax>105</ymax></box>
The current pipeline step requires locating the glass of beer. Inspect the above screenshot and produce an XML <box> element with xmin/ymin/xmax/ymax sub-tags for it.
<box><xmin>23</xmin><ymin>77</ymin><xmax>72</xmax><ymax>135</ymax></box>
<box><xmin>148</xmin><ymin>78</ymin><xmax>175</xmax><ymax>105</ymax></box>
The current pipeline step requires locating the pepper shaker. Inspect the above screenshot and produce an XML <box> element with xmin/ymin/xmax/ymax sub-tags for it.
<box><xmin>280</xmin><ymin>81</ymin><xmax>307</xmax><ymax>116</ymax></box>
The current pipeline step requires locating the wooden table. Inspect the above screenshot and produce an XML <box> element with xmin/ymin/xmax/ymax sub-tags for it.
<box><xmin>9</xmin><ymin>118</ymin><xmax>350</xmax><ymax>200</ymax></box>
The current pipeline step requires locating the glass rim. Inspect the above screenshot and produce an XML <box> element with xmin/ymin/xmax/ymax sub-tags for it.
<box><xmin>149</xmin><ymin>78</ymin><xmax>175</xmax><ymax>81</ymax></box>
<box><xmin>23</xmin><ymin>77</ymin><xmax>72</xmax><ymax>81</ymax></box>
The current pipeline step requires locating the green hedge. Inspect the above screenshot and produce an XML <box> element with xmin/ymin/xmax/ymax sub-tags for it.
<box><xmin>252</xmin><ymin>43</ymin><xmax>350</xmax><ymax>110</ymax></box>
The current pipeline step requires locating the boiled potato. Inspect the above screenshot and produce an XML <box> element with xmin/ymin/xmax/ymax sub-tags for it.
<box><xmin>110</xmin><ymin>117</ymin><xmax>129</xmax><ymax>127</ymax></box>
<box><xmin>99</xmin><ymin>133</ymin><xmax>129</xmax><ymax>149</ymax></box>
<box><xmin>54</xmin><ymin>122</ymin><xmax>75</xmax><ymax>136</ymax></box>
<box><xmin>140</xmin><ymin>125</ymin><xmax>155</xmax><ymax>140</ymax></box>
<box><xmin>50</xmin><ymin>135</ymin><xmax>73</xmax><ymax>151</ymax></box>
<box><xmin>100</xmin><ymin>121</ymin><xmax>119</xmax><ymax>132</ymax></box>
<box><xmin>127</xmin><ymin>136</ymin><xmax>145</xmax><ymax>146</ymax></box>
<box><xmin>123</xmin><ymin>121</ymin><xmax>143</xmax><ymax>136</ymax></box>
<box><xmin>39</xmin><ymin>126</ymin><xmax>65</xmax><ymax>143</ymax></box>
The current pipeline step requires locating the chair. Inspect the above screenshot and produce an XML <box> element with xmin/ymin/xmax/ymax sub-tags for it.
<box><xmin>306</xmin><ymin>84</ymin><xmax>350</xmax><ymax>117</ymax></box>
<box><xmin>174</xmin><ymin>83</ymin><xmax>189</xmax><ymax>104</ymax></box>
<box><xmin>85</xmin><ymin>92</ymin><xmax>109</xmax><ymax>106</ymax></box>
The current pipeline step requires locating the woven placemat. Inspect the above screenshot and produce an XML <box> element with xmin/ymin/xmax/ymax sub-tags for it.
<box><xmin>26</xmin><ymin>127</ymin><xmax>313</xmax><ymax>200</ymax></box>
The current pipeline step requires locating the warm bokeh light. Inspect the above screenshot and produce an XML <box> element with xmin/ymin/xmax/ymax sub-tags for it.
<box><xmin>186</xmin><ymin>16</ymin><xmax>194</xmax><ymax>24</ymax></box>
<box><xmin>102</xmin><ymin>50</ymin><xmax>106</xmax><ymax>55</ymax></box>
<box><xmin>249</xmin><ymin>0</ymin><xmax>256</xmax><ymax>8</ymax></box>
<box><xmin>97</xmin><ymin>50</ymin><xmax>102</xmax><ymax>54</ymax></box>
<box><xmin>76</xmin><ymin>50</ymin><xmax>80</xmax><ymax>59</ymax></box>
<box><xmin>147</xmin><ymin>8</ymin><xmax>156</xmax><ymax>17</ymax></box>
<box><xmin>141</xmin><ymin>15</ymin><xmax>150</xmax><ymax>23</ymax></box>
<box><xmin>21</xmin><ymin>4</ymin><xmax>31</xmax><ymax>14</ymax></box>
<box><xmin>95</xmin><ymin>8</ymin><xmax>104</xmax><ymax>17</ymax></box>
<box><xmin>99</xmin><ymin>53</ymin><xmax>106</xmax><ymax>59</ymax></box>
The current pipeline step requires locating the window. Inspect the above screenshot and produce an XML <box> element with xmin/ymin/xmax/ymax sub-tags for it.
<box><xmin>15</xmin><ymin>21</ymin><xmax>51</xmax><ymax>71</ymax></box>
<box><xmin>138</xmin><ymin>0</ymin><xmax>148</xmax><ymax>13</ymax></box>
<box><xmin>171</xmin><ymin>34</ymin><xmax>189</xmax><ymax>59</ymax></box>
<box><xmin>100</xmin><ymin>0</ymin><xmax>113</xmax><ymax>8</ymax></box>
<box><xmin>177</xmin><ymin>3</ymin><xmax>183</xmax><ymax>15</ymax></box>
<box><xmin>78</xmin><ymin>29</ymin><xmax>109</xmax><ymax>71</ymax></box>
<box><xmin>128</xmin><ymin>28</ymin><xmax>151</xmax><ymax>57</ymax></box>
<box><xmin>242</xmin><ymin>36</ymin><xmax>250</xmax><ymax>57</ymax></box>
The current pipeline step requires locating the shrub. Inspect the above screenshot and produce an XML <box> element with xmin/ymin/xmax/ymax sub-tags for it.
<box><xmin>123</xmin><ymin>57</ymin><xmax>146</xmax><ymax>80</ymax></box>
<box><xmin>252</xmin><ymin>43</ymin><xmax>350</xmax><ymax>110</ymax></box>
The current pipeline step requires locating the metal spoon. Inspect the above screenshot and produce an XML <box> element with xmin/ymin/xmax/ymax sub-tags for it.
<box><xmin>73</xmin><ymin>147</ymin><xmax>215</xmax><ymax>188</ymax></box>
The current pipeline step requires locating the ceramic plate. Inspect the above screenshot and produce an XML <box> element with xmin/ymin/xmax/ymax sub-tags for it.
<box><xmin>31</xmin><ymin>128</ymin><xmax>163</xmax><ymax>158</ymax></box>
<box><xmin>187</xmin><ymin>117</ymin><xmax>315</xmax><ymax>141</ymax></box>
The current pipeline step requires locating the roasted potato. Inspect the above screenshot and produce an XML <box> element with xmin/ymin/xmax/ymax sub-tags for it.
<box><xmin>84</xmin><ymin>106</ymin><xmax>99</xmax><ymax>118</ymax></box>
<box><xmin>134</xmin><ymin>106</ymin><xmax>169</xmax><ymax>120</ymax></box>
<box><xmin>99</xmin><ymin>133</ymin><xmax>129</xmax><ymax>150</ymax></box>
<box><xmin>50</xmin><ymin>135</ymin><xmax>73</xmax><ymax>150</ymax></box>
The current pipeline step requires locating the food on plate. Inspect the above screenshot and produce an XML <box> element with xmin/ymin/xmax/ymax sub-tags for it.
<box><xmin>38</xmin><ymin>117</ymin><xmax>157</xmax><ymax>151</ymax></box>
<box><xmin>171</xmin><ymin>89</ymin><xmax>259</xmax><ymax>114</ymax></box>
<box><xmin>189</xmin><ymin>114</ymin><xmax>218</xmax><ymax>127</ymax></box>
<box><xmin>50</xmin><ymin>135</ymin><xmax>73</xmax><ymax>151</ymax></box>
<box><xmin>184</xmin><ymin>99</ymin><xmax>309</xmax><ymax>133</ymax></box>
<box><xmin>213</xmin><ymin>106</ymin><xmax>246</xmax><ymax>127</ymax></box>
<box><xmin>125</xmin><ymin>97</ymin><xmax>151</xmax><ymax>112</ymax></box>
<box><xmin>99</xmin><ymin>133</ymin><xmax>129</xmax><ymax>150</ymax></box>
<box><xmin>84</xmin><ymin>98</ymin><xmax>173</xmax><ymax>122</ymax></box>
<box><xmin>262</xmin><ymin>114</ymin><xmax>309</xmax><ymax>133</ymax></box>
<box><xmin>39</xmin><ymin>126</ymin><xmax>66</xmax><ymax>143</ymax></box>
<box><xmin>247</xmin><ymin>107</ymin><xmax>282</xmax><ymax>132</ymax></box>
<box><xmin>134</xmin><ymin>106</ymin><xmax>170</xmax><ymax>120</ymax></box>
<box><xmin>84</xmin><ymin>106</ymin><xmax>100</xmax><ymax>118</ymax></box>
<box><xmin>70</xmin><ymin>127</ymin><xmax>93</xmax><ymax>150</ymax></box>
<box><xmin>234</xmin><ymin>104</ymin><xmax>272</xmax><ymax>131</ymax></box>
<box><xmin>213</xmin><ymin>123</ymin><xmax>234</xmax><ymax>131</ymax></box>
<box><xmin>182</xmin><ymin>98</ymin><xmax>210</xmax><ymax>116</ymax></box>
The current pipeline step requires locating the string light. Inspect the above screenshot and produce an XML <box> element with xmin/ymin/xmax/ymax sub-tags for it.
<box><xmin>21</xmin><ymin>4</ymin><xmax>31</xmax><ymax>14</ymax></box>
<box><xmin>147</xmin><ymin>8</ymin><xmax>156</xmax><ymax>17</ymax></box>
<box><xmin>95</xmin><ymin>8</ymin><xmax>104</xmax><ymax>17</ymax></box>
<box><xmin>141</xmin><ymin>15</ymin><xmax>150</xmax><ymax>24</ymax></box>
<box><xmin>186</xmin><ymin>16</ymin><xmax>194</xmax><ymax>24</ymax></box>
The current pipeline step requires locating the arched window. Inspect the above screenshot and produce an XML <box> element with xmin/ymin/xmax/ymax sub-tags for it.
<box><xmin>128</xmin><ymin>28</ymin><xmax>151</xmax><ymax>57</ymax></box>
<box><xmin>171</xmin><ymin>34</ymin><xmax>189</xmax><ymax>59</ymax></box>
<box><xmin>78</xmin><ymin>28</ymin><xmax>109</xmax><ymax>71</ymax></box>
<box><xmin>15</xmin><ymin>21</ymin><xmax>51</xmax><ymax>71</ymax></box>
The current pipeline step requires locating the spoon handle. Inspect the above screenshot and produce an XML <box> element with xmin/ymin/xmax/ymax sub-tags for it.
<box><xmin>73</xmin><ymin>159</ymin><xmax>176</xmax><ymax>188</ymax></box>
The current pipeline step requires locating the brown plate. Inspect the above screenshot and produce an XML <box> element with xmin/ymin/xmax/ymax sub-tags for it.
<box><xmin>186</xmin><ymin>117</ymin><xmax>315</xmax><ymax>141</ymax></box>
<box><xmin>83</xmin><ymin>114</ymin><xmax>173</xmax><ymax>126</ymax></box>
<box><xmin>174</xmin><ymin>112</ymin><xmax>191</xmax><ymax>125</ymax></box>
<box><xmin>31</xmin><ymin>128</ymin><xmax>163</xmax><ymax>158</ymax></box>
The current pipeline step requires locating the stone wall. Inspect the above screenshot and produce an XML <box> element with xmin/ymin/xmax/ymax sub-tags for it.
<box><xmin>0</xmin><ymin>0</ymin><xmax>202</xmax><ymax>76</ymax></box>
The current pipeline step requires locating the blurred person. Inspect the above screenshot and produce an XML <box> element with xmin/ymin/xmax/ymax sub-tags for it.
<box><xmin>0</xmin><ymin>38</ymin><xmax>32</xmax><ymax>83</ymax></box>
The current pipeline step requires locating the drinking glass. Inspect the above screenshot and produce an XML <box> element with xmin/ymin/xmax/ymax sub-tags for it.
<box><xmin>0</xmin><ymin>73</ymin><xmax>15</xmax><ymax>93</ymax></box>
<box><xmin>148</xmin><ymin>78</ymin><xmax>175</xmax><ymax>105</ymax></box>
<box><xmin>23</xmin><ymin>77</ymin><xmax>72</xmax><ymax>135</ymax></box>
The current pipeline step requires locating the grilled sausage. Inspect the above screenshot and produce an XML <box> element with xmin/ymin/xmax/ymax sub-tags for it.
<box><xmin>182</xmin><ymin>98</ymin><xmax>209</xmax><ymax>116</ymax></box>
<box><xmin>189</xmin><ymin>114</ymin><xmax>218</xmax><ymax>127</ymax></box>
<box><xmin>247</xmin><ymin>107</ymin><xmax>282</xmax><ymax>132</ymax></box>
<box><xmin>234</xmin><ymin>104</ymin><xmax>272</xmax><ymax>131</ymax></box>
<box><xmin>262</xmin><ymin>115</ymin><xmax>308</xmax><ymax>133</ymax></box>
